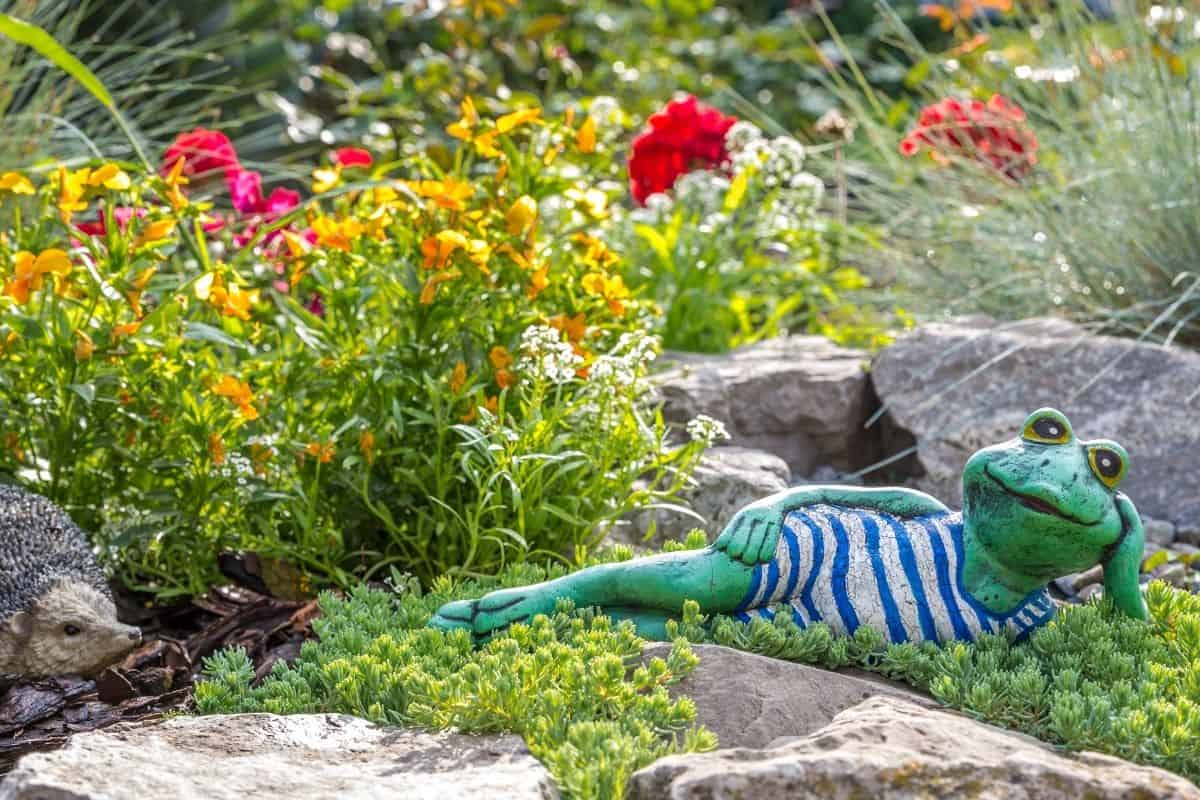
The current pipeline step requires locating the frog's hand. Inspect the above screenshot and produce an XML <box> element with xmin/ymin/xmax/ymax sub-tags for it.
<box><xmin>712</xmin><ymin>485</ymin><xmax>949</xmax><ymax>567</ymax></box>
<box><xmin>1102</xmin><ymin>494</ymin><xmax>1149</xmax><ymax>621</ymax></box>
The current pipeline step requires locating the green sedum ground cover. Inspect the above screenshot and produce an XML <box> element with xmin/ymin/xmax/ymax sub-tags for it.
<box><xmin>197</xmin><ymin>533</ymin><xmax>1200</xmax><ymax>798</ymax></box>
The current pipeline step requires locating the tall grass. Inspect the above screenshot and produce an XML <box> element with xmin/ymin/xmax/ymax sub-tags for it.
<box><xmin>827</xmin><ymin>1</ymin><xmax>1200</xmax><ymax>345</ymax></box>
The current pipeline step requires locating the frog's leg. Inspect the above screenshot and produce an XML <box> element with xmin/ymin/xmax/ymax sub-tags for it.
<box><xmin>1102</xmin><ymin>494</ymin><xmax>1148</xmax><ymax>620</ymax></box>
<box><xmin>429</xmin><ymin>547</ymin><xmax>756</xmax><ymax>640</ymax></box>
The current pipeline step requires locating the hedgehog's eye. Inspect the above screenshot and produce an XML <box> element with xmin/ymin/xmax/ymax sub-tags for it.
<box><xmin>1023</xmin><ymin>414</ymin><xmax>1071</xmax><ymax>444</ymax></box>
<box><xmin>63</xmin><ymin>624</ymin><xmax>80</xmax><ymax>636</ymax></box>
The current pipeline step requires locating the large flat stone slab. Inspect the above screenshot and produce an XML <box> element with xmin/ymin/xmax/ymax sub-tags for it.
<box><xmin>629</xmin><ymin>695</ymin><xmax>1199</xmax><ymax>799</ymax></box>
<box><xmin>871</xmin><ymin>317</ymin><xmax>1200</xmax><ymax>528</ymax></box>
<box><xmin>0</xmin><ymin>713</ymin><xmax>559</xmax><ymax>800</ymax></box>
<box><xmin>642</xmin><ymin>643</ymin><xmax>933</xmax><ymax>749</ymax></box>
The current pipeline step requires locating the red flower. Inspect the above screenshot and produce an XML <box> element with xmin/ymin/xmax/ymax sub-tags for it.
<box><xmin>332</xmin><ymin>147</ymin><xmax>373</xmax><ymax>168</ymax></box>
<box><xmin>628</xmin><ymin>95</ymin><xmax>737</xmax><ymax>205</ymax></box>
<box><xmin>900</xmin><ymin>94</ymin><xmax>1038</xmax><ymax>180</ymax></box>
<box><xmin>75</xmin><ymin>206</ymin><xmax>146</xmax><ymax>237</ymax></box>
<box><xmin>162</xmin><ymin>128</ymin><xmax>240</xmax><ymax>179</ymax></box>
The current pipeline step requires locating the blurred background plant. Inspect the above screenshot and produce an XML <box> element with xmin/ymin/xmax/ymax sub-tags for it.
<box><xmin>830</xmin><ymin>0</ymin><xmax>1200</xmax><ymax>344</ymax></box>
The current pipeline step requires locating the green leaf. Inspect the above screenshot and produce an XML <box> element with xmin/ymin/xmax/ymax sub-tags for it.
<box><xmin>67</xmin><ymin>382</ymin><xmax>95</xmax><ymax>405</ymax></box>
<box><xmin>183</xmin><ymin>321</ymin><xmax>246</xmax><ymax>350</ymax></box>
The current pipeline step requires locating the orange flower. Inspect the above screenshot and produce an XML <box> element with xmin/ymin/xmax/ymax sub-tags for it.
<box><xmin>305</xmin><ymin>440</ymin><xmax>335</xmax><ymax>463</ymax></box>
<box><xmin>74</xmin><ymin>330</ymin><xmax>94</xmax><ymax>362</ymax></box>
<box><xmin>194</xmin><ymin>272</ymin><xmax>260</xmax><ymax>321</ymax></box>
<box><xmin>495</xmin><ymin>369</ymin><xmax>515</xmax><ymax>389</ymax></box>
<box><xmin>450</xmin><ymin>361</ymin><xmax>468</xmax><ymax>394</ymax></box>
<box><xmin>489</xmin><ymin>346</ymin><xmax>513</xmax><ymax>369</ymax></box>
<box><xmin>250</xmin><ymin>443</ymin><xmax>272</xmax><ymax>476</ymax></box>
<box><xmin>163</xmin><ymin>156</ymin><xmax>190</xmax><ymax>210</ymax></box>
<box><xmin>419</xmin><ymin>269</ymin><xmax>461</xmax><ymax>305</ymax></box>
<box><xmin>576</xmin><ymin>116</ymin><xmax>597</xmax><ymax>154</ymax></box>
<box><xmin>358</xmin><ymin>429</ymin><xmax>377</xmax><ymax>465</ymax></box>
<box><xmin>526</xmin><ymin>264</ymin><xmax>549</xmax><ymax>300</ymax></box>
<box><xmin>212</xmin><ymin>375</ymin><xmax>259</xmax><ymax>420</ymax></box>
<box><xmin>446</xmin><ymin>96</ymin><xmax>480</xmax><ymax>140</ymax></box>
<box><xmin>4</xmin><ymin>249</ymin><xmax>72</xmax><ymax>305</ymax></box>
<box><xmin>55</xmin><ymin>166</ymin><xmax>89</xmax><ymax>223</ymax></box>
<box><xmin>581</xmin><ymin>271</ymin><xmax>630</xmax><ymax>315</ymax></box>
<box><xmin>4</xmin><ymin>431</ymin><xmax>24</xmax><ymax>462</ymax></box>
<box><xmin>133</xmin><ymin>218</ymin><xmax>177</xmax><ymax>248</ymax></box>
<box><xmin>404</xmin><ymin>178</ymin><xmax>474</xmax><ymax>211</ymax></box>
<box><xmin>496</xmin><ymin>107</ymin><xmax>542</xmax><ymax>133</ymax></box>
<box><xmin>421</xmin><ymin>230</ymin><xmax>469</xmax><ymax>270</ymax></box>
<box><xmin>112</xmin><ymin>321</ymin><xmax>141</xmax><ymax>339</ymax></box>
<box><xmin>549</xmin><ymin>312</ymin><xmax>587</xmax><ymax>343</ymax></box>
<box><xmin>208</xmin><ymin>433</ymin><xmax>226</xmax><ymax>466</ymax></box>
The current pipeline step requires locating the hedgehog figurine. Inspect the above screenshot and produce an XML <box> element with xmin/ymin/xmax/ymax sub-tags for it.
<box><xmin>0</xmin><ymin>484</ymin><xmax>141</xmax><ymax>677</ymax></box>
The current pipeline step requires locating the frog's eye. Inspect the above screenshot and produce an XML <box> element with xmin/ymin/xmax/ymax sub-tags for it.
<box><xmin>1089</xmin><ymin>447</ymin><xmax>1127</xmax><ymax>488</ymax></box>
<box><xmin>1023</xmin><ymin>412</ymin><xmax>1071</xmax><ymax>444</ymax></box>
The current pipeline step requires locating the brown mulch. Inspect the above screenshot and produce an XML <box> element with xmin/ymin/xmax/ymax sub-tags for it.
<box><xmin>0</xmin><ymin>584</ymin><xmax>321</xmax><ymax>773</ymax></box>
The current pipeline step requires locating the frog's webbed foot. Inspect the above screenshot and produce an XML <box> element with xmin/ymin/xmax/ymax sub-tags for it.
<box><xmin>429</xmin><ymin>586</ymin><xmax>561</xmax><ymax>642</ymax></box>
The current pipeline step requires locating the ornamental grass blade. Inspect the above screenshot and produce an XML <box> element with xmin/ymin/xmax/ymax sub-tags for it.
<box><xmin>0</xmin><ymin>12</ymin><xmax>148</xmax><ymax>167</ymax></box>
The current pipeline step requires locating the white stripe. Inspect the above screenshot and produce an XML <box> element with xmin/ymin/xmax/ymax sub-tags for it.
<box><xmin>929</xmin><ymin>517</ymin><xmax>986</xmax><ymax>637</ymax></box>
<box><xmin>902</xmin><ymin>518</ymin><xmax>958</xmax><ymax>642</ymax></box>
<box><xmin>806</xmin><ymin>507</ymin><xmax>847</xmax><ymax>636</ymax></box>
<box><xmin>867</xmin><ymin>511</ymin><xmax>925</xmax><ymax>642</ymax></box>
<box><xmin>766</xmin><ymin>517</ymin><xmax>799</xmax><ymax>606</ymax></box>
<box><xmin>841</xmin><ymin>513</ymin><xmax>888</xmax><ymax>639</ymax></box>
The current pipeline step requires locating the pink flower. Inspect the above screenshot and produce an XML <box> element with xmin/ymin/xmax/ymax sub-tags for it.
<box><xmin>162</xmin><ymin>128</ymin><xmax>240</xmax><ymax>179</ymax></box>
<box><xmin>332</xmin><ymin>148</ymin><xmax>373</xmax><ymax>168</ymax></box>
<box><xmin>227</xmin><ymin>169</ymin><xmax>301</xmax><ymax>217</ymax></box>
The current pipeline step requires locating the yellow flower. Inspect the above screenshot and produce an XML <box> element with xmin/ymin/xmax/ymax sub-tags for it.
<box><xmin>312</xmin><ymin>167</ymin><xmax>341</xmax><ymax>194</ymax></box>
<box><xmin>421</xmin><ymin>230</ymin><xmax>469</xmax><ymax>270</ymax></box>
<box><xmin>451</xmin><ymin>0</ymin><xmax>517</xmax><ymax>20</ymax></box>
<box><xmin>163</xmin><ymin>157</ymin><xmax>190</xmax><ymax>210</ymax></box>
<box><xmin>527</xmin><ymin>264</ymin><xmax>549</xmax><ymax>300</ymax></box>
<box><xmin>87</xmin><ymin>163</ymin><xmax>132</xmax><ymax>191</ymax></box>
<box><xmin>112</xmin><ymin>321</ymin><xmax>141</xmax><ymax>338</ymax></box>
<box><xmin>55</xmin><ymin>166</ymin><xmax>89</xmax><ymax>223</ymax></box>
<box><xmin>574</xmin><ymin>232</ymin><xmax>620</xmax><ymax>269</ymax></box>
<box><xmin>404</xmin><ymin>178</ymin><xmax>475</xmax><ymax>211</ymax></box>
<box><xmin>582</xmin><ymin>271</ymin><xmax>630</xmax><ymax>316</ymax></box>
<box><xmin>133</xmin><ymin>218</ymin><xmax>177</xmax><ymax>248</ymax></box>
<box><xmin>505</xmin><ymin>195</ymin><xmax>538</xmax><ymax>235</ymax></box>
<box><xmin>73</xmin><ymin>330</ymin><xmax>94</xmax><ymax>362</ymax></box>
<box><xmin>450</xmin><ymin>361</ymin><xmax>468</xmax><ymax>394</ymax></box>
<box><xmin>0</xmin><ymin>172</ymin><xmax>34</xmax><ymax>194</ymax></box>
<box><xmin>447</xmin><ymin>97</ymin><xmax>480</xmax><ymax>140</ymax></box>
<box><xmin>496</xmin><ymin>107</ymin><xmax>542</xmax><ymax>133</ymax></box>
<box><xmin>311</xmin><ymin>215</ymin><xmax>363</xmax><ymax>252</ymax></box>
<box><xmin>576</xmin><ymin>116</ymin><xmax>597</xmax><ymax>154</ymax></box>
<box><xmin>195</xmin><ymin>272</ymin><xmax>260</xmax><ymax>321</ymax></box>
<box><xmin>358</xmin><ymin>429</ymin><xmax>377</xmax><ymax>466</ymax></box>
<box><xmin>419</xmin><ymin>269</ymin><xmax>461</xmax><ymax>305</ymax></box>
<box><xmin>565</xmin><ymin>187</ymin><xmax>607</xmax><ymax>218</ymax></box>
<box><xmin>4</xmin><ymin>249</ymin><xmax>71</xmax><ymax>305</ymax></box>
<box><xmin>209</xmin><ymin>433</ymin><xmax>226</xmax><ymax>466</ymax></box>
<box><xmin>473</xmin><ymin>131</ymin><xmax>503</xmax><ymax>159</ymax></box>
<box><xmin>212</xmin><ymin>375</ymin><xmax>259</xmax><ymax>420</ymax></box>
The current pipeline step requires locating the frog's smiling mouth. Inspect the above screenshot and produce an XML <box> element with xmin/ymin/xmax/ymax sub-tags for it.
<box><xmin>983</xmin><ymin>465</ymin><xmax>1102</xmax><ymax>526</ymax></box>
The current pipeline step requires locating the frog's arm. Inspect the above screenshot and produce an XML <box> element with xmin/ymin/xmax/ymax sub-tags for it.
<box><xmin>1102</xmin><ymin>494</ymin><xmax>1149</xmax><ymax>621</ymax></box>
<box><xmin>712</xmin><ymin>485</ymin><xmax>950</xmax><ymax>566</ymax></box>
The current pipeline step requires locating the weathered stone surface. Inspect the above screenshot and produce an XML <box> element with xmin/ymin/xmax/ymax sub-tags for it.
<box><xmin>629</xmin><ymin>696</ymin><xmax>1200</xmax><ymax>800</ymax></box>
<box><xmin>616</xmin><ymin>447</ymin><xmax>790</xmax><ymax>547</ymax></box>
<box><xmin>641</xmin><ymin>643</ymin><xmax>933</xmax><ymax>749</ymax></box>
<box><xmin>657</xmin><ymin>336</ymin><xmax>874</xmax><ymax>477</ymax></box>
<box><xmin>0</xmin><ymin>713</ymin><xmax>558</xmax><ymax>800</ymax></box>
<box><xmin>1145</xmin><ymin>518</ymin><xmax>1177</xmax><ymax>546</ymax></box>
<box><xmin>871</xmin><ymin>317</ymin><xmax>1200</xmax><ymax>528</ymax></box>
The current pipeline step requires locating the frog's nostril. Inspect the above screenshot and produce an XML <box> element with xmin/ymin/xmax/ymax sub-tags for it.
<box><xmin>1040</xmin><ymin>458</ymin><xmax>1050</xmax><ymax>467</ymax></box>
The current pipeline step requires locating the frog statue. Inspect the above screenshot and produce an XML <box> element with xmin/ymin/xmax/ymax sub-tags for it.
<box><xmin>430</xmin><ymin>409</ymin><xmax>1148</xmax><ymax>644</ymax></box>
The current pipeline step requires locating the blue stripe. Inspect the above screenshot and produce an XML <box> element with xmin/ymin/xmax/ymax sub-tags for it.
<box><xmin>947</xmin><ymin>519</ymin><xmax>995</xmax><ymax>633</ymax></box>
<box><xmin>858</xmin><ymin>513</ymin><xmax>908</xmax><ymax>643</ymax></box>
<box><xmin>826</xmin><ymin>514</ymin><xmax>861</xmax><ymax>634</ymax></box>
<box><xmin>735</xmin><ymin>611</ymin><xmax>752</xmax><ymax>623</ymax></box>
<box><xmin>795</xmin><ymin>512</ymin><xmax>824</xmax><ymax>623</ymax></box>
<box><xmin>790</xmin><ymin>606</ymin><xmax>809</xmax><ymax>630</ymax></box>
<box><xmin>885</xmin><ymin>516</ymin><xmax>939</xmax><ymax>642</ymax></box>
<box><xmin>761</xmin><ymin>606</ymin><xmax>776</xmax><ymax>621</ymax></box>
<box><xmin>780</xmin><ymin>521</ymin><xmax>803</xmax><ymax>601</ymax></box>
<box><xmin>737</xmin><ymin>564</ymin><xmax>762</xmax><ymax>613</ymax></box>
<box><xmin>762</xmin><ymin>557</ymin><xmax>781</xmax><ymax>605</ymax></box>
<box><xmin>920</xmin><ymin>519</ymin><xmax>971</xmax><ymax>641</ymax></box>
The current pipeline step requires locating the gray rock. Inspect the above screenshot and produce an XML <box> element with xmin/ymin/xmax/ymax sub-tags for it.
<box><xmin>628</xmin><ymin>696</ymin><xmax>1200</xmax><ymax>799</ymax></box>
<box><xmin>616</xmin><ymin>447</ymin><xmax>790</xmax><ymax>547</ymax></box>
<box><xmin>0</xmin><ymin>713</ymin><xmax>559</xmax><ymax>800</ymax></box>
<box><xmin>1144</xmin><ymin>518</ymin><xmax>1177</xmax><ymax>546</ymax></box>
<box><xmin>658</xmin><ymin>336</ymin><xmax>875</xmax><ymax>477</ymax></box>
<box><xmin>1077</xmin><ymin>584</ymin><xmax>1104</xmax><ymax>602</ymax></box>
<box><xmin>871</xmin><ymin>317</ymin><xmax>1200</xmax><ymax>528</ymax></box>
<box><xmin>1178</xmin><ymin>525</ymin><xmax>1200</xmax><ymax>547</ymax></box>
<box><xmin>1151</xmin><ymin>561</ymin><xmax>1189</xmax><ymax>588</ymax></box>
<box><xmin>641</xmin><ymin>643</ymin><xmax>933</xmax><ymax>749</ymax></box>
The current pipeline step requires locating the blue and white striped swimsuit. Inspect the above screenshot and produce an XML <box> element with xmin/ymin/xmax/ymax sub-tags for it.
<box><xmin>733</xmin><ymin>504</ymin><xmax>1056</xmax><ymax>644</ymax></box>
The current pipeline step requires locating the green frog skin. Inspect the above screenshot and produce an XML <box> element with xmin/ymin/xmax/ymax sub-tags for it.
<box><xmin>430</xmin><ymin>408</ymin><xmax>1148</xmax><ymax>643</ymax></box>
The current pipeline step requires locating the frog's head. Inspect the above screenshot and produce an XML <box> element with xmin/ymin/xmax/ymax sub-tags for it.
<box><xmin>962</xmin><ymin>408</ymin><xmax>1147</xmax><ymax>620</ymax></box>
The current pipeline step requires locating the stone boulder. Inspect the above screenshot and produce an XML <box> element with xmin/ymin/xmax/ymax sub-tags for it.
<box><xmin>657</xmin><ymin>336</ymin><xmax>876</xmax><ymax>477</ymax></box>
<box><xmin>629</xmin><ymin>696</ymin><xmax>1199</xmax><ymax>799</ymax></box>
<box><xmin>871</xmin><ymin>317</ymin><xmax>1200</xmax><ymax>528</ymax></box>
<box><xmin>0</xmin><ymin>713</ymin><xmax>559</xmax><ymax>800</ymax></box>
<box><xmin>615</xmin><ymin>447</ymin><xmax>791</xmax><ymax>547</ymax></box>
<box><xmin>642</xmin><ymin>643</ymin><xmax>933</xmax><ymax>749</ymax></box>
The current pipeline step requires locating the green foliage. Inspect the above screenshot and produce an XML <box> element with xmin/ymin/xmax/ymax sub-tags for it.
<box><xmin>831</xmin><ymin>1</ymin><xmax>1200</xmax><ymax>344</ymax></box>
<box><xmin>196</xmin><ymin>570</ymin><xmax>717</xmax><ymax>800</ymax></box>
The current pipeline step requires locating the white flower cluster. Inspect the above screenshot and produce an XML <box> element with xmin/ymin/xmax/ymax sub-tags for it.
<box><xmin>686</xmin><ymin>414</ymin><xmax>731</xmax><ymax>447</ymax></box>
<box><xmin>517</xmin><ymin>324</ymin><xmax>583</xmax><ymax>385</ymax></box>
<box><xmin>590</xmin><ymin>330</ymin><xmax>660</xmax><ymax>388</ymax></box>
<box><xmin>721</xmin><ymin>120</ymin><xmax>825</xmax><ymax>233</ymax></box>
